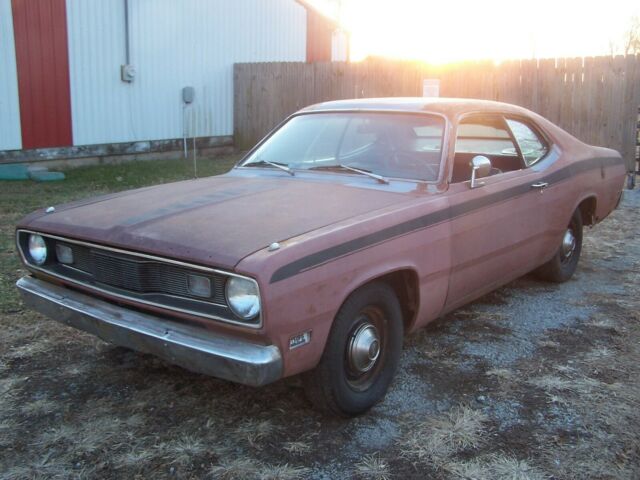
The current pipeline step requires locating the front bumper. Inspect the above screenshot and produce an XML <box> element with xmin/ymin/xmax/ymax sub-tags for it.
<box><xmin>16</xmin><ymin>276</ymin><xmax>282</xmax><ymax>387</ymax></box>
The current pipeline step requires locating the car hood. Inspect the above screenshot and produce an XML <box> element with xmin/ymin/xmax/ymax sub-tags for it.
<box><xmin>20</xmin><ymin>173</ymin><xmax>412</xmax><ymax>270</ymax></box>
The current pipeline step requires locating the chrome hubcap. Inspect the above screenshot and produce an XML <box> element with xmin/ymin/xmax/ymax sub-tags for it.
<box><xmin>561</xmin><ymin>228</ymin><xmax>576</xmax><ymax>259</ymax></box>
<box><xmin>348</xmin><ymin>323</ymin><xmax>381</xmax><ymax>374</ymax></box>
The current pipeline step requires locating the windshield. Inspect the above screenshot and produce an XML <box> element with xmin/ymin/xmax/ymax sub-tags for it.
<box><xmin>239</xmin><ymin>112</ymin><xmax>446</xmax><ymax>182</ymax></box>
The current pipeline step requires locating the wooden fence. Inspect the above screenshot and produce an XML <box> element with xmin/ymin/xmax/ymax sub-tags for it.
<box><xmin>234</xmin><ymin>56</ymin><xmax>640</xmax><ymax>171</ymax></box>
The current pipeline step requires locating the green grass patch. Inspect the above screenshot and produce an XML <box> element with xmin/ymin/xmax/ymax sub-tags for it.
<box><xmin>0</xmin><ymin>155</ymin><xmax>241</xmax><ymax>313</ymax></box>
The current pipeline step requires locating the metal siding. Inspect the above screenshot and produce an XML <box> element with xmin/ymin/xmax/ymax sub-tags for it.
<box><xmin>66</xmin><ymin>0</ymin><xmax>307</xmax><ymax>146</ymax></box>
<box><xmin>11</xmin><ymin>0</ymin><xmax>73</xmax><ymax>149</ymax></box>
<box><xmin>0</xmin><ymin>0</ymin><xmax>21</xmax><ymax>150</ymax></box>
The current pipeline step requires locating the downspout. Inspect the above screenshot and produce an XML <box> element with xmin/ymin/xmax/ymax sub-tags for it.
<box><xmin>124</xmin><ymin>0</ymin><xmax>130</xmax><ymax>65</ymax></box>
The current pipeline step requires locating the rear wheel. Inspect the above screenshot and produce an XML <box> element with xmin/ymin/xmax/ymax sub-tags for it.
<box><xmin>303</xmin><ymin>282</ymin><xmax>403</xmax><ymax>417</ymax></box>
<box><xmin>535</xmin><ymin>209</ymin><xmax>583</xmax><ymax>282</ymax></box>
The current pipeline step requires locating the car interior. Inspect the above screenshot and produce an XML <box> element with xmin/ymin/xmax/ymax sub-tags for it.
<box><xmin>451</xmin><ymin>114</ymin><xmax>526</xmax><ymax>183</ymax></box>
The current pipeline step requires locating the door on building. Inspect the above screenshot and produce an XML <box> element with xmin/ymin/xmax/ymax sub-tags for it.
<box><xmin>12</xmin><ymin>0</ymin><xmax>73</xmax><ymax>149</ymax></box>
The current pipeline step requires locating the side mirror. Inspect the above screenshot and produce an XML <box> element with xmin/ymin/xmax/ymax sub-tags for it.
<box><xmin>470</xmin><ymin>155</ymin><xmax>492</xmax><ymax>189</ymax></box>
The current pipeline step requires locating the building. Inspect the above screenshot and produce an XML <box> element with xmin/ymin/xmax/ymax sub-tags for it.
<box><xmin>0</xmin><ymin>0</ymin><xmax>346</xmax><ymax>165</ymax></box>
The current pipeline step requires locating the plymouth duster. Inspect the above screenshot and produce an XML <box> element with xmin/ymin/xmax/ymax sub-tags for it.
<box><xmin>16</xmin><ymin>98</ymin><xmax>626</xmax><ymax>416</ymax></box>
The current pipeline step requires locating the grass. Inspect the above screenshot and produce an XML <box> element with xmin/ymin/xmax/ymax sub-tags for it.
<box><xmin>445</xmin><ymin>454</ymin><xmax>547</xmax><ymax>480</ymax></box>
<box><xmin>0</xmin><ymin>154</ymin><xmax>240</xmax><ymax>314</ymax></box>
<box><xmin>208</xmin><ymin>458</ymin><xmax>311</xmax><ymax>480</ymax></box>
<box><xmin>354</xmin><ymin>453</ymin><xmax>391</xmax><ymax>480</ymax></box>
<box><xmin>399</xmin><ymin>405</ymin><xmax>489</xmax><ymax>467</ymax></box>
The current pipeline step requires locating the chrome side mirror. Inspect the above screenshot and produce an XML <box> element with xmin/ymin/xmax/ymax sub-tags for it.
<box><xmin>470</xmin><ymin>155</ymin><xmax>492</xmax><ymax>189</ymax></box>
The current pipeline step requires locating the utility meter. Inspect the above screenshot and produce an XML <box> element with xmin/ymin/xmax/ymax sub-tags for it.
<box><xmin>121</xmin><ymin>64</ymin><xmax>136</xmax><ymax>82</ymax></box>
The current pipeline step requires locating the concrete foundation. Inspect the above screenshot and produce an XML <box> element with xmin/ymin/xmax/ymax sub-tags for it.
<box><xmin>0</xmin><ymin>136</ymin><xmax>235</xmax><ymax>169</ymax></box>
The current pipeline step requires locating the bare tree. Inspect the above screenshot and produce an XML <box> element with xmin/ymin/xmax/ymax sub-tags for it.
<box><xmin>623</xmin><ymin>16</ymin><xmax>640</xmax><ymax>55</ymax></box>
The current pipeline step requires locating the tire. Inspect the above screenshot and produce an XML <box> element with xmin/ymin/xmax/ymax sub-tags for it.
<box><xmin>535</xmin><ymin>208</ymin><xmax>583</xmax><ymax>283</ymax></box>
<box><xmin>303</xmin><ymin>282</ymin><xmax>404</xmax><ymax>417</ymax></box>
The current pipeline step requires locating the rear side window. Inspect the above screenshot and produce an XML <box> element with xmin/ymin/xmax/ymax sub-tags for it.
<box><xmin>505</xmin><ymin>119</ymin><xmax>548</xmax><ymax>166</ymax></box>
<box><xmin>455</xmin><ymin>116</ymin><xmax>518</xmax><ymax>156</ymax></box>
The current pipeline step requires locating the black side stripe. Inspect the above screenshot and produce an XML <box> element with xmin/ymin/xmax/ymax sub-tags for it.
<box><xmin>269</xmin><ymin>157</ymin><xmax>622</xmax><ymax>283</ymax></box>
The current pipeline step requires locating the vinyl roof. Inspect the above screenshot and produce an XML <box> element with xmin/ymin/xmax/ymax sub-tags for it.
<box><xmin>300</xmin><ymin>97</ymin><xmax>532</xmax><ymax>117</ymax></box>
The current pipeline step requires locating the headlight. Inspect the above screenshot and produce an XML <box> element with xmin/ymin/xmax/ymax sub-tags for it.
<box><xmin>28</xmin><ymin>234</ymin><xmax>48</xmax><ymax>265</ymax></box>
<box><xmin>225</xmin><ymin>276</ymin><xmax>260</xmax><ymax>320</ymax></box>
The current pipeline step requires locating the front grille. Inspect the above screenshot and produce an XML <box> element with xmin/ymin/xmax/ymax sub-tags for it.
<box><xmin>65</xmin><ymin>244</ymin><xmax>226</xmax><ymax>304</ymax></box>
<box><xmin>16</xmin><ymin>231</ymin><xmax>262</xmax><ymax>327</ymax></box>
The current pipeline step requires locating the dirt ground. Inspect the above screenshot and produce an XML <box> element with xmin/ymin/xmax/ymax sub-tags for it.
<box><xmin>1</xmin><ymin>181</ymin><xmax>639</xmax><ymax>479</ymax></box>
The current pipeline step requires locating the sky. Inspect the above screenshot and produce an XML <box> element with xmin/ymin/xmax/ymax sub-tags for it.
<box><xmin>307</xmin><ymin>0</ymin><xmax>640</xmax><ymax>62</ymax></box>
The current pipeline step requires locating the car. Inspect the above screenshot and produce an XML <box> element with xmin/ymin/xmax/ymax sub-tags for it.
<box><xmin>16</xmin><ymin>98</ymin><xmax>626</xmax><ymax>416</ymax></box>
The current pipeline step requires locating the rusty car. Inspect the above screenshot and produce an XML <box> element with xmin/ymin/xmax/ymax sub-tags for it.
<box><xmin>16</xmin><ymin>98</ymin><xmax>626</xmax><ymax>416</ymax></box>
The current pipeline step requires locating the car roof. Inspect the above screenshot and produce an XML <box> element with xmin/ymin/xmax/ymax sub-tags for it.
<box><xmin>299</xmin><ymin>97</ymin><xmax>532</xmax><ymax>118</ymax></box>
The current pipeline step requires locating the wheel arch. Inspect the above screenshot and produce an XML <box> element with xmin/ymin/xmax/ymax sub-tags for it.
<box><xmin>575</xmin><ymin>194</ymin><xmax>597</xmax><ymax>226</ymax></box>
<box><xmin>338</xmin><ymin>267</ymin><xmax>420</xmax><ymax>334</ymax></box>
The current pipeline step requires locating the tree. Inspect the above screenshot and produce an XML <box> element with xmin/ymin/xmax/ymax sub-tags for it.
<box><xmin>623</xmin><ymin>16</ymin><xmax>640</xmax><ymax>55</ymax></box>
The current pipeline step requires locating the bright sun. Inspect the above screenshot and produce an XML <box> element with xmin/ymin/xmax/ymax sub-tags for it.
<box><xmin>310</xmin><ymin>0</ymin><xmax>640</xmax><ymax>63</ymax></box>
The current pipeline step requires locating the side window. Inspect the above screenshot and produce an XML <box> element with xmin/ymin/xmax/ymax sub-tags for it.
<box><xmin>455</xmin><ymin>116</ymin><xmax>518</xmax><ymax>157</ymax></box>
<box><xmin>451</xmin><ymin>115</ymin><xmax>522</xmax><ymax>183</ymax></box>
<box><xmin>505</xmin><ymin>119</ymin><xmax>548</xmax><ymax>166</ymax></box>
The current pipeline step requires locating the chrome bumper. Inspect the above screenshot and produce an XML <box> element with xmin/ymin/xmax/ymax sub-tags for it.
<box><xmin>16</xmin><ymin>276</ymin><xmax>282</xmax><ymax>387</ymax></box>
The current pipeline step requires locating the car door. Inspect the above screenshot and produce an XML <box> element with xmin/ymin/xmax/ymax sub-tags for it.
<box><xmin>443</xmin><ymin>113</ymin><xmax>550</xmax><ymax>311</ymax></box>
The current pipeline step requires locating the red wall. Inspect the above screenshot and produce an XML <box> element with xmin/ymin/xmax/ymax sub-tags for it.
<box><xmin>306</xmin><ymin>8</ymin><xmax>334</xmax><ymax>63</ymax></box>
<box><xmin>12</xmin><ymin>0</ymin><xmax>73</xmax><ymax>149</ymax></box>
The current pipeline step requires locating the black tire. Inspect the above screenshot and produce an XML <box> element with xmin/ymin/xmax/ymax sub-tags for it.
<box><xmin>303</xmin><ymin>282</ymin><xmax>403</xmax><ymax>417</ymax></box>
<box><xmin>535</xmin><ymin>208</ymin><xmax>583</xmax><ymax>282</ymax></box>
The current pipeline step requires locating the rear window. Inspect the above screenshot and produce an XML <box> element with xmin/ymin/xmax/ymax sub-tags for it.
<box><xmin>506</xmin><ymin>119</ymin><xmax>549</xmax><ymax>166</ymax></box>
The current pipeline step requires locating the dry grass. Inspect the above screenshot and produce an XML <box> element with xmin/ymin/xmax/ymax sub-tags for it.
<box><xmin>529</xmin><ymin>374</ymin><xmax>605</xmax><ymax>395</ymax></box>
<box><xmin>445</xmin><ymin>454</ymin><xmax>547</xmax><ymax>480</ymax></box>
<box><xmin>209</xmin><ymin>458</ymin><xmax>263</xmax><ymax>479</ymax></box>
<box><xmin>485</xmin><ymin>368</ymin><xmax>514</xmax><ymax>380</ymax></box>
<box><xmin>3</xmin><ymin>458</ymin><xmax>96</xmax><ymax>480</ymax></box>
<box><xmin>234</xmin><ymin>418</ymin><xmax>279</xmax><ymax>448</ymax></box>
<box><xmin>20</xmin><ymin>398</ymin><xmax>59</xmax><ymax>416</ymax></box>
<box><xmin>37</xmin><ymin>413</ymin><xmax>143</xmax><ymax>456</ymax></box>
<box><xmin>208</xmin><ymin>458</ymin><xmax>311</xmax><ymax>480</ymax></box>
<box><xmin>116</xmin><ymin>443</ymin><xmax>159</xmax><ymax>466</ymax></box>
<box><xmin>399</xmin><ymin>405</ymin><xmax>488</xmax><ymax>467</ymax></box>
<box><xmin>354</xmin><ymin>453</ymin><xmax>391</xmax><ymax>479</ymax></box>
<box><xmin>282</xmin><ymin>440</ymin><xmax>312</xmax><ymax>455</ymax></box>
<box><xmin>158</xmin><ymin>434</ymin><xmax>208</xmax><ymax>465</ymax></box>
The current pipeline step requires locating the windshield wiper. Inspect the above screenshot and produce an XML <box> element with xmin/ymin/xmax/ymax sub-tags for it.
<box><xmin>309</xmin><ymin>164</ymin><xmax>389</xmax><ymax>184</ymax></box>
<box><xmin>245</xmin><ymin>160</ymin><xmax>295</xmax><ymax>176</ymax></box>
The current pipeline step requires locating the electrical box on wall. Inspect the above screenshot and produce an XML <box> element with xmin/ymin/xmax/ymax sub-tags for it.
<box><xmin>121</xmin><ymin>64</ymin><xmax>136</xmax><ymax>82</ymax></box>
<box><xmin>182</xmin><ymin>86</ymin><xmax>195</xmax><ymax>104</ymax></box>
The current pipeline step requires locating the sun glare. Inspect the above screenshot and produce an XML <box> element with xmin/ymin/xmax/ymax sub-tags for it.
<box><xmin>311</xmin><ymin>0</ymin><xmax>640</xmax><ymax>62</ymax></box>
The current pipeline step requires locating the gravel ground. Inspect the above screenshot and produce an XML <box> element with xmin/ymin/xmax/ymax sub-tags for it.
<box><xmin>1</xmin><ymin>187</ymin><xmax>639</xmax><ymax>480</ymax></box>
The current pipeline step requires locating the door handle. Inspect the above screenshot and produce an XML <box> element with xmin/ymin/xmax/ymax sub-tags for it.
<box><xmin>531</xmin><ymin>182</ymin><xmax>548</xmax><ymax>189</ymax></box>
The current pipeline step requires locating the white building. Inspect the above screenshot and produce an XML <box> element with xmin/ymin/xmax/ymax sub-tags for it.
<box><xmin>0</xmin><ymin>0</ymin><xmax>345</xmax><ymax>163</ymax></box>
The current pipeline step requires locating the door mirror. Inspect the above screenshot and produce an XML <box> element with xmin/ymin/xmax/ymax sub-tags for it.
<box><xmin>470</xmin><ymin>155</ymin><xmax>492</xmax><ymax>189</ymax></box>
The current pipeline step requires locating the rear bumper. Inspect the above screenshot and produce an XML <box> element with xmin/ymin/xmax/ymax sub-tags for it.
<box><xmin>16</xmin><ymin>276</ymin><xmax>282</xmax><ymax>387</ymax></box>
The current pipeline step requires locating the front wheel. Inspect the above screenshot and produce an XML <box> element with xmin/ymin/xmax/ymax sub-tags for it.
<box><xmin>535</xmin><ymin>208</ymin><xmax>583</xmax><ymax>282</ymax></box>
<box><xmin>303</xmin><ymin>282</ymin><xmax>403</xmax><ymax>417</ymax></box>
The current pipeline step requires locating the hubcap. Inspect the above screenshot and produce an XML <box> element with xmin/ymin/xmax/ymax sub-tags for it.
<box><xmin>348</xmin><ymin>323</ymin><xmax>381</xmax><ymax>374</ymax></box>
<box><xmin>561</xmin><ymin>228</ymin><xmax>576</xmax><ymax>260</ymax></box>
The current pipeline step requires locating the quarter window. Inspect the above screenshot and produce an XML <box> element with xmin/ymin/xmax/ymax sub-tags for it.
<box><xmin>505</xmin><ymin>119</ymin><xmax>548</xmax><ymax>166</ymax></box>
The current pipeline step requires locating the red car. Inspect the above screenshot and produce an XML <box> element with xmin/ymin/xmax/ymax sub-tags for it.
<box><xmin>16</xmin><ymin>98</ymin><xmax>625</xmax><ymax>416</ymax></box>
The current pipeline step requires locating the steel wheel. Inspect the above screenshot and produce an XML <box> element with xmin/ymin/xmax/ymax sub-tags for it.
<box><xmin>534</xmin><ymin>208</ymin><xmax>583</xmax><ymax>283</ymax></box>
<box><xmin>560</xmin><ymin>227</ymin><xmax>577</xmax><ymax>264</ymax></box>
<box><xmin>345</xmin><ymin>307</ymin><xmax>387</xmax><ymax>391</ymax></box>
<box><xmin>303</xmin><ymin>282</ymin><xmax>403</xmax><ymax>416</ymax></box>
